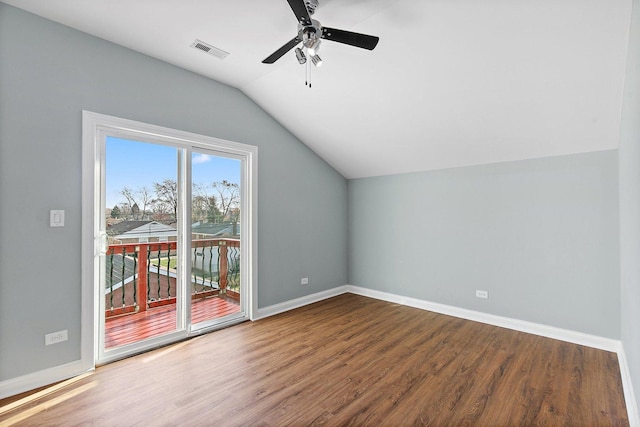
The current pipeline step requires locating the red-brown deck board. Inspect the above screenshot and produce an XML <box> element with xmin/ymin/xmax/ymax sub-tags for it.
<box><xmin>105</xmin><ymin>296</ymin><xmax>240</xmax><ymax>348</ymax></box>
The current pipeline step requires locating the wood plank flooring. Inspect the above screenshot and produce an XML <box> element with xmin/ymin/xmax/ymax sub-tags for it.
<box><xmin>0</xmin><ymin>294</ymin><xmax>629</xmax><ymax>426</ymax></box>
<box><xmin>105</xmin><ymin>296</ymin><xmax>240</xmax><ymax>348</ymax></box>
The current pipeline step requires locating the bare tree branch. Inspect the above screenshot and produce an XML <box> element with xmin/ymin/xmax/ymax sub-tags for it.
<box><xmin>153</xmin><ymin>179</ymin><xmax>178</xmax><ymax>221</ymax></box>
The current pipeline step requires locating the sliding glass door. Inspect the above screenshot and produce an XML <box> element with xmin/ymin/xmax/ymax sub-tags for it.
<box><xmin>86</xmin><ymin>112</ymin><xmax>256</xmax><ymax>365</ymax></box>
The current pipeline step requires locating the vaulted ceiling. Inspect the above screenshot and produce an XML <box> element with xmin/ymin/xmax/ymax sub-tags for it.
<box><xmin>2</xmin><ymin>0</ymin><xmax>632</xmax><ymax>178</ymax></box>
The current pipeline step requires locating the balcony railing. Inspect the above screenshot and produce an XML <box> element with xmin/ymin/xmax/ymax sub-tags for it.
<box><xmin>105</xmin><ymin>238</ymin><xmax>240</xmax><ymax>318</ymax></box>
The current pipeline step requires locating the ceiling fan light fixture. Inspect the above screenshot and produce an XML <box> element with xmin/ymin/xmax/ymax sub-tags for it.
<box><xmin>307</xmin><ymin>38</ymin><xmax>320</xmax><ymax>56</ymax></box>
<box><xmin>311</xmin><ymin>53</ymin><xmax>322</xmax><ymax>67</ymax></box>
<box><xmin>295</xmin><ymin>47</ymin><xmax>307</xmax><ymax>64</ymax></box>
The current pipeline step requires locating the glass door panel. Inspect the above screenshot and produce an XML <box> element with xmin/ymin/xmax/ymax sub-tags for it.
<box><xmin>102</xmin><ymin>136</ymin><xmax>182</xmax><ymax>352</ymax></box>
<box><xmin>190</xmin><ymin>151</ymin><xmax>243</xmax><ymax>328</ymax></box>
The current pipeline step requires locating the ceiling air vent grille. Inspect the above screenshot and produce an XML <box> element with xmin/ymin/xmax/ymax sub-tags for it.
<box><xmin>190</xmin><ymin>39</ymin><xmax>229</xmax><ymax>59</ymax></box>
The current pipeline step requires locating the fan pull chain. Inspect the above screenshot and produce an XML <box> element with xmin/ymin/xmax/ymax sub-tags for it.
<box><xmin>309</xmin><ymin>60</ymin><xmax>312</xmax><ymax>88</ymax></box>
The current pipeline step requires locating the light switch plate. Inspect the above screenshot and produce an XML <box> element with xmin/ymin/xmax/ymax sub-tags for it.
<box><xmin>50</xmin><ymin>210</ymin><xmax>65</xmax><ymax>227</ymax></box>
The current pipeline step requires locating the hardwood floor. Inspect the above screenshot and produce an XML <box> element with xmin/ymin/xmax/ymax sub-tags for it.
<box><xmin>0</xmin><ymin>294</ymin><xmax>629</xmax><ymax>426</ymax></box>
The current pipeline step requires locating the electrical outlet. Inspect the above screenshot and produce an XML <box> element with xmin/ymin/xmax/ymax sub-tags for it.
<box><xmin>475</xmin><ymin>290</ymin><xmax>489</xmax><ymax>299</ymax></box>
<box><xmin>301</xmin><ymin>277</ymin><xmax>309</xmax><ymax>285</ymax></box>
<box><xmin>45</xmin><ymin>330</ymin><xmax>68</xmax><ymax>345</ymax></box>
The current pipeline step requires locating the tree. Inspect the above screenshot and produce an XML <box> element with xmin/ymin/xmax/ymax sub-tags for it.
<box><xmin>212</xmin><ymin>180</ymin><xmax>240</xmax><ymax>224</ymax></box>
<box><xmin>192</xmin><ymin>183</ymin><xmax>222</xmax><ymax>223</ymax></box>
<box><xmin>153</xmin><ymin>179</ymin><xmax>178</xmax><ymax>220</ymax></box>
<box><xmin>207</xmin><ymin>197</ymin><xmax>223</xmax><ymax>223</ymax></box>
<box><xmin>137</xmin><ymin>186</ymin><xmax>153</xmax><ymax>220</ymax></box>
<box><xmin>110</xmin><ymin>205</ymin><xmax>121</xmax><ymax>219</ymax></box>
<box><xmin>120</xmin><ymin>186</ymin><xmax>138</xmax><ymax>219</ymax></box>
<box><xmin>120</xmin><ymin>186</ymin><xmax>153</xmax><ymax>220</ymax></box>
<box><xmin>117</xmin><ymin>202</ymin><xmax>131</xmax><ymax>219</ymax></box>
<box><xmin>192</xmin><ymin>194</ymin><xmax>207</xmax><ymax>222</ymax></box>
<box><xmin>115</xmin><ymin>179</ymin><xmax>238</xmax><ymax>225</ymax></box>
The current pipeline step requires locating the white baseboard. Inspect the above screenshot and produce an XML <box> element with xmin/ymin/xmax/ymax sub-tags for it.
<box><xmin>345</xmin><ymin>285</ymin><xmax>620</xmax><ymax>351</ymax></box>
<box><xmin>253</xmin><ymin>285</ymin><xmax>348</xmax><ymax>320</ymax></box>
<box><xmin>0</xmin><ymin>360</ymin><xmax>91</xmax><ymax>400</ymax></box>
<box><xmin>254</xmin><ymin>283</ymin><xmax>620</xmax><ymax>351</ymax></box>
<box><xmin>618</xmin><ymin>346</ymin><xmax>640</xmax><ymax>427</ymax></box>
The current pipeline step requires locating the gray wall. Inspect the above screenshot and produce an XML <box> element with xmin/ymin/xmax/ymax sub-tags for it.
<box><xmin>349</xmin><ymin>151</ymin><xmax>620</xmax><ymax>338</ymax></box>
<box><xmin>0</xmin><ymin>4</ymin><xmax>348</xmax><ymax>381</ymax></box>
<box><xmin>619</xmin><ymin>0</ymin><xmax>640</xmax><ymax>412</ymax></box>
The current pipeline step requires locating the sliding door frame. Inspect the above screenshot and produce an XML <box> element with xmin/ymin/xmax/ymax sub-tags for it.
<box><xmin>81</xmin><ymin>111</ymin><xmax>258</xmax><ymax>367</ymax></box>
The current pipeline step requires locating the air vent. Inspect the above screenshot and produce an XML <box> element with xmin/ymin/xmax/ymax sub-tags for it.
<box><xmin>190</xmin><ymin>39</ymin><xmax>229</xmax><ymax>59</ymax></box>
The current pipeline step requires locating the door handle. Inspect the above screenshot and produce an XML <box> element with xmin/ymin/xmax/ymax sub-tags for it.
<box><xmin>97</xmin><ymin>231</ymin><xmax>108</xmax><ymax>256</ymax></box>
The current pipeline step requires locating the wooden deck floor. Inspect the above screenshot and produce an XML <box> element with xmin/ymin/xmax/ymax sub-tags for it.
<box><xmin>105</xmin><ymin>296</ymin><xmax>240</xmax><ymax>348</ymax></box>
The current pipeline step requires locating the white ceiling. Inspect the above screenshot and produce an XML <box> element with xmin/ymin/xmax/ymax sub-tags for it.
<box><xmin>3</xmin><ymin>0</ymin><xmax>632</xmax><ymax>178</ymax></box>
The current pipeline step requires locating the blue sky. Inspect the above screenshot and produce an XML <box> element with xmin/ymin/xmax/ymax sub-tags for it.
<box><xmin>106</xmin><ymin>136</ymin><xmax>240</xmax><ymax>208</ymax></box>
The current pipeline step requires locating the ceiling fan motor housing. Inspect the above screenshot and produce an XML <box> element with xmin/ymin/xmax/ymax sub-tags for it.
<box><xmin>298</xmin><ymin>19</ymin><xmax>322</xmax><ymax>50</ymax></box>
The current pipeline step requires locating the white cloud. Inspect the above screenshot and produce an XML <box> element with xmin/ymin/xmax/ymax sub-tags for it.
<box><xmin>193</xmin><ymin>154</ymin><xmax>211</xmax><ymax>164</ymax></box>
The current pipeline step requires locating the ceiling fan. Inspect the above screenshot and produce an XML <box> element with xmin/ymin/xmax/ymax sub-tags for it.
<box><xmin>262</xmin><ymin>0</ymin><xmax>380</xmax><ymax>69</ymax></box>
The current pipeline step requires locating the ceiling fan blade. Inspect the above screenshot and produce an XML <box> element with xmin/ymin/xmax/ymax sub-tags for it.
<box><xmin>286</xmin><ymin>0</ymin><xmax>313</xmax><ymax>26</ymax></box>
<box><xmin>321</xmin><ymin>27</ymin><xmax>380</xmax><ymax>50</ymax></box>
<box><xmin>262</xmin><ymin>36</ymin><xmax>302</xmax><ymax>64</ymax></box>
